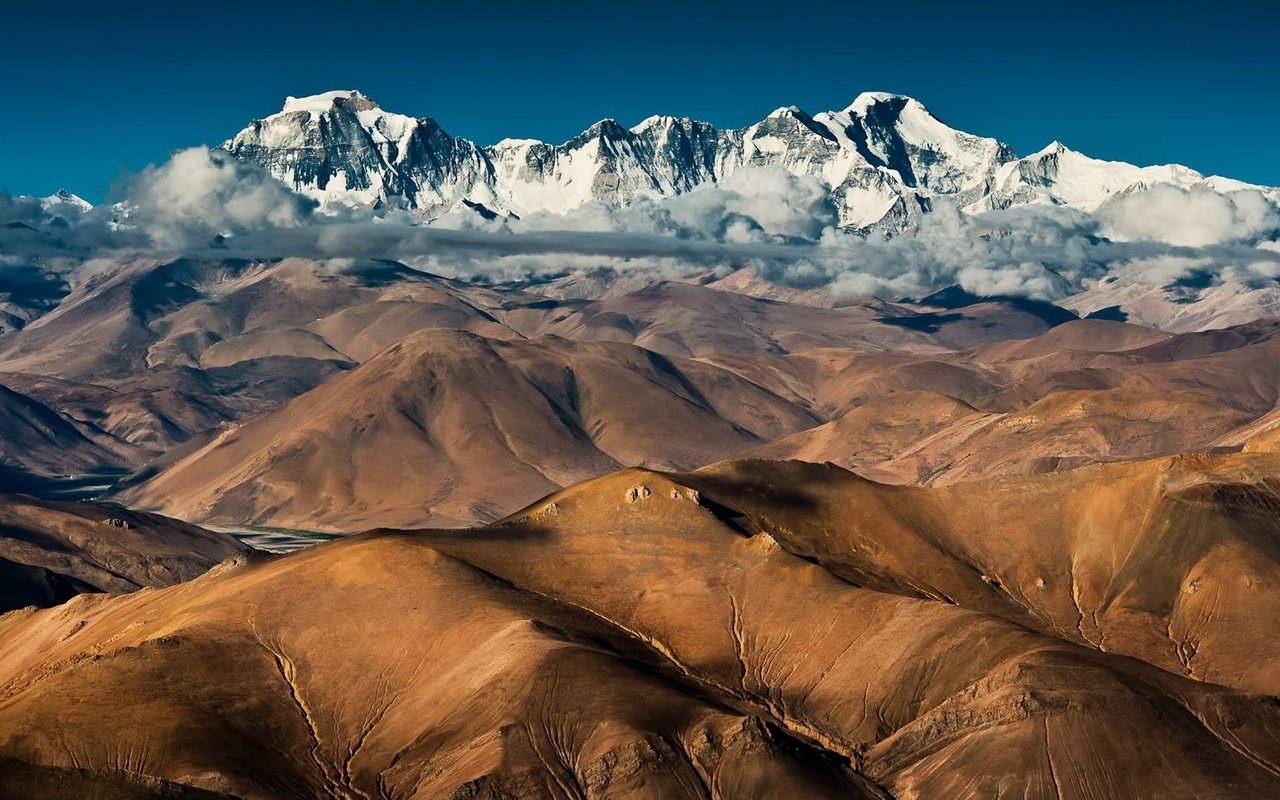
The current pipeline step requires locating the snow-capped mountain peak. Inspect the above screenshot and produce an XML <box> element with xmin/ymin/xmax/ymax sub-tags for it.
<box><xmin>1032</xmin><ymin>140</ymin><xmax>1070</xmax><ymax>157</ymax></box>
<box><xmin>221</xmin><ymin>91</ymin><xmax>1279</xmax><ymax>232</ymax></box>
<box><xmin>41</xmin><ymin>189</ymin><xmax>92</xmax><ymax>213</ymax></box>
<box><xmin>277</xmin><ymin>89</ymin><xmax>380</xmax><ymax>118</ymax></box>
<box><xmin>630</xmin><ymin>115</ymin><xmax>690</xmax><ymax>134</ymax></box>
<box><xmin>842</xmin><ymin>90</ymin><xmax>915</xmax><ymax>114</ymax></box>
<box><xmin>975</xmin><ymin>139</ymin><xmax>1279</xmax><ymax>213</ymax></box>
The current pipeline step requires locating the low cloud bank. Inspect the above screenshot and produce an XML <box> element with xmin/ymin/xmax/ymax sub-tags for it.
<box><xmin>1097</xmin><ymin>184</ymin><xmax>1279</xmax><ymax>248</ymax></box>
<box><xmin>3</xmin><ymin>147</ymin><xmax>1279</xmax><ymax>301</ymax></box>
<box><xmin>127</xmin><ymin>148</ymin><xmax>316</xmax><ymax>248</ymax></box>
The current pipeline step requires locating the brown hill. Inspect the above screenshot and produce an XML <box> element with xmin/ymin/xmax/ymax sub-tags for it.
<box><xmin>1</xmin><ymin>358</ymin><xmax>350</xmax><ymax>457</ymax></box>
<box><xmin>0</xmin><ymin>382</ymin><xmax>146</xmax><ymax>477</ymax></box>
<box><xmin>1239</xmin><ymin>409</ymin><xmax>1280</xmax><ymax>452</ymax></box>
<box><xmin>0</xmin><ymin>260</ymin><xmax>1030</xmax><ymax>483</ymax></box>
<box><xmin>0</xmin><ymin>258</ymin><xmax>524</xmax><ymax>476</ymax></box>
<box><xmin>515</xmin><ymin>280</ymin><xmax>1072</xmax><ymax>359</ymax></box>
<box><xmin>750</xmin><ymin>318</ymin><xmax>1280</xmax><ymax>483</ymax></box>
<box><xmin>514</xmin><ymin>271</ymin><xmax>1081</xmax><ymax>352</ymax></box>
<box><xmin>520</xmin><ymin>280</ymin><xmax>943</xmax><ymax>358</ymax></box>
<box><xmin>122</xmin><ymin>329</ymin><xmax>820</xmax><ymax>530</ymax></box>
<box><xmin>13</xmin><ymin>255</ymin><xmax>1280</xmax><ymax>531</ymax></box>
<box><xmin>119</xmin><ymin>314</ymin><xmax>1280</xmax><ymax>531</ymax></box>
<box><xmin>0</xmin><ymin>259</ymin><xmax>978</xmax><ymax>382</ymax></box>
<box><xmin>682</xmin><ymin>455</ymin><xmax>1280</xmax><ymax>695</ymax></box>
<box><xmin>0</xmin><ymin>493</ymin><xmax>247</xmax><ymax>612</ymax></box>
<box><xmin>0</xmin><ymin>258</ymin><xmax>511</xmax><ymax>381</ymax></box>
<box><xmin>3</xmin><ymin>455</ymin><xmax>1280</xmax><ymax>798</ymax></box>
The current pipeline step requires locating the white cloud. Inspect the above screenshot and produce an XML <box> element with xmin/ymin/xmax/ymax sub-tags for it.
<box><xmin>125</xmin><ymin>147</ymin><xmax>316</xmax><ymax>248</ymax></box>
<box><xmin>1097</xmin><ymin>185</ymin><xmax>1280</xmax><ymax>247</ymax></box>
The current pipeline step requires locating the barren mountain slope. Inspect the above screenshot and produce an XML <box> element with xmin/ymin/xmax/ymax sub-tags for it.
<box><xmin>3</xmin><ymin>458</ymin><xmax>1280</xmax><ymax>798</ymax></box>
<box><xmin>1</xmin><ymin>356</ymin><xmax>351</xmax><ymax>455</ymax></box>
<box><xmin>513</xmin><ymin>280</ymin><xmax>1074</xmax><ymax>358</ymax></box>
<box><xmin>681</xmin><ymin>455</ymin><xmax>1280</xmax><ymax>695</ymax></box>
<box><xmin>0</xmin><ymin>382</ymin><xmax>148</xmax><ymax>477</ymax></box>
<box><xmin>122</xmin><ymin>329</ymin><xmax>820</xmax><ymax>530</ymax></box>
<box><xmin>750</xmin><ymin>318</ymin><xmax>1280</xmax><ymax>482</ymax></box>
<box><xmin>0</xmin><ymin>258</ymin><xmax>520</xmax><ymax>381</ymax></box>
<box><xmin>0</xmin><ymin>257</ymin><xmax>532</xmax><ymax>476</ymax></box>
<box><xmin>0</xmin><ymin>257</ymin><xmax>1074</xmax><ymax>483</ymax></box>
<box><xmin>121</xmin><ymin>315</ymin><xmax>1280</xmax><ymax>531</ymax></box>
<box><xmin>0</xmin><ymin>493</ymin><xmax>247</xmax><ymax>612</ymax></box>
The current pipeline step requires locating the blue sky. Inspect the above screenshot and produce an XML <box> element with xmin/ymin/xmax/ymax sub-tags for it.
<box><xmin>5</xmin><ymin>0</ymin><xmax>1277</xmax><ymax>200</ymax></box>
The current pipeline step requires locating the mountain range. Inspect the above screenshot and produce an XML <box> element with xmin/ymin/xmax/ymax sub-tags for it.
<box><xmin>222</xmin><ymin>89</ymin><xmax>1279</xmax><ymax>232</ymax></box>
<box><xmin>4</xmin><ymin>89</ymin><xmax>1280</xmax><ymax>798</ymax></box>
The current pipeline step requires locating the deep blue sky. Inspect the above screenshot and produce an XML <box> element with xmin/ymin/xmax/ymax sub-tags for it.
<box><xmin>5</xmin><ymin>0</ymin><xmax>1277</xmax><ymax>201</ymax></box>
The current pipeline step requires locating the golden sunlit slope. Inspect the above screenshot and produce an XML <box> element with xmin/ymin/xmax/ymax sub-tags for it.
<box><xmin>682</xmin><ymin>454</ymin><xmax>1280</xmax><ymax>695</ymax></box>
<box><xmin>5</xmin><ymin>454</ymin><xmax>1280</xmax><ymax>798</ymax></box>
<box><xmin>0</xmin><ymin>531</ymin><xmax>884</xmax><ymax>799</ymax></box>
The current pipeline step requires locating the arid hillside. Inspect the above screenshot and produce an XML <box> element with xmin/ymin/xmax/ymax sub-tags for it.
<box><xmin>3</xmin><ymin>454</ymin><xmax>1280</xmax><ymax>798</ymax></box>
<box><xmin>123</xmin><ymin>311</ymin><xmax>1280</xmax><ymax>531</ymax></box>
<box><xmin>0</xmin><ymin>493</ymin><xmax>247</xmax><ymax>612</ymax></box>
